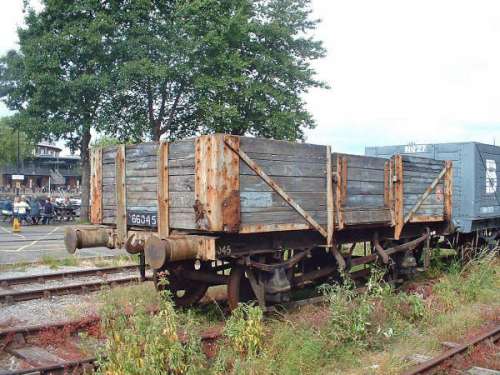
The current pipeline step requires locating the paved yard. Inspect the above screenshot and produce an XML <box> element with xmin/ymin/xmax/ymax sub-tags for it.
<box><xmin>0</xmin><ymin>223</ymin><xmax>128</xmax><ymax>264</ymax></box>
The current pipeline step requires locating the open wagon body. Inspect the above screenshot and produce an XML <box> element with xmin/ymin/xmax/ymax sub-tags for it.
<box><xmin>66</xmin><ymin>134</ymin><xmax>452</xmax><ymax>309</ymax></box>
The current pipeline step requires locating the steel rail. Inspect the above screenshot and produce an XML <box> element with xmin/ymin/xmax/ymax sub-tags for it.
<box><xmin>0</xmin><ymin>275</ymin><xmax>149</xmax><ymax>303</ymax></box>
<box><xmin>0</xmin><ymin>357</ymin><xmax>97</xmax><ymax>375</ymax></box>
<box><xmin>403</xmin><ymin>325</ymin><xmax>500</xmax><ymax>375</ymax></box>
<box><xmin>0</xmin><ymin>265</ymin><xmax>140</xmax><ymax>287</ymax></box>
<box><xmin>0</xmin><ymin>316</ymin><xmax>101</xmax><ymax>340</ymax></box>
<box><xmin>0</xmin><ymin>323</ymin><xmax>222</xmax><ymax>375</ymax></box>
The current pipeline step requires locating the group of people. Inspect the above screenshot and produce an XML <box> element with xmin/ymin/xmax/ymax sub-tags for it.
<box><xmin>1</xmin><ymin>196</ymin><xmax>73</xmax><ymax>225</ymax></box>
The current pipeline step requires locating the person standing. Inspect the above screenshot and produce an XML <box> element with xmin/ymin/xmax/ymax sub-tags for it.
<box><xmin>13</xmin><ymin>196</ymin><xmax>31</xmax><ymax>225</ymax></box>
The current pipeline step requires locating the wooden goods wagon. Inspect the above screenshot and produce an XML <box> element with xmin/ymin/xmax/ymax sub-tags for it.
<box><xmin>66</xmin><ymin>134</ymin><xmax>452</xmax><ymax>309</ymax></box>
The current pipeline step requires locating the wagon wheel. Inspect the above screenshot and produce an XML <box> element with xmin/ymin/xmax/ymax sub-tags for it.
<box><xmin>153</xmin><ymin>261</ymin><xmax>209</xmax><ymax>307</ymax></box>
<box><xmin>227</xmin><ymin>265</ymin><xmax>257</xmax><ymax>311</ymax></box>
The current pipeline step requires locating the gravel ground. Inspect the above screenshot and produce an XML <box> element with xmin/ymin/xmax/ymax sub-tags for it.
<box><xmin>0</xmin><ymin>292</ymin><xmax>101</xmax><ymax>329</ymax></box>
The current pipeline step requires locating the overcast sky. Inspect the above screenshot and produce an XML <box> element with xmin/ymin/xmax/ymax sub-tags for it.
<box><xmin>1</xmin><ymin>0</ymin><xmax>499</xmax><ymax>154</ymax></box>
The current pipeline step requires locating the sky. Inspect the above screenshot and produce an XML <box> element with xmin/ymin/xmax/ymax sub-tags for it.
<box><xmin>1</xmin><ymin>0</ymin><xmax>499</xmax><ymax>155</ymax></box>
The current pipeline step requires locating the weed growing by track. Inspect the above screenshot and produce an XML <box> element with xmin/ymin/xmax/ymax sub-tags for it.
<box><xmin>95</xmin><ymin>251</ymin><xmax>499</xmax><ymax>375</ymax></box>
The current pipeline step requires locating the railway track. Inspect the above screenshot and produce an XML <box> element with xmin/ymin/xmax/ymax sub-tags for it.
<box><xmin>0</xmin><ymin>316</ymin><xmax>222</xmax><ymax>375</ymax></box>
<box><xmin>0</xmin><ymin>265</ymin><xmax>148</xmax><ymax>303</ymax></box>
<box><xmin>404</xmin><ymin>325</ymin><xmax>500</xmax><ymax>375</ymax></box>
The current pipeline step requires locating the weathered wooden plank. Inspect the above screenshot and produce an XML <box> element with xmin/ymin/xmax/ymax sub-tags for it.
<box><xmin>245</xmin><ymin>151</ymin><xmax>325</xmax><ymax>163</ymax></box>
<box><xmin>334</xmin><ymin>153</ymin><xmax>387</xmax><ymax>170</ymax></box>
<box><xmin>346</xmin><ymin>181</ymin><xmax>385</xmax><ymax>195</ymax></box>
<box><xmin>125</xmin><ymin>143</ymin><xmax>157</xmax><ymax>160</ymax></box>
<box><xmin>157</xmin><ymin>141</ymin><xmax>169</xmax><ymax>238</ymax></box>
<box><xmin>169</xmin><ymin>211</ymin><xmax>197</xmax><ymax>229</ymax></box>
<box><xmin>115</xmin><ymin>145</ymin><xmax>127</xmax><ymax>247</ymax></box>
<box><xmin>239</xmin><ymin>223</ymin><xmax>312</xmax><ymax>233</ymax></box>
<box><xmin>404</xmin><ymin>183</ymin><xmax>444</xmax><ymax>194</ymax></box>
<box><xmin>170</xmin><ymin>175</ymin><xmax>195</xmax><ymax>192</ymax></box>
<box><xmin>240</xmin><ymin>159</ymin><xmax>326</xmax><ymax>177</ymax></box>
<box><xmin>121</xmin><ymin>184</ymin><xmax>157</xmax><ymax>193</ymax></box>
<box><xmin>343</xmin><ymin>209</ymin><xmax>391</xmax><ymax>225</ymax></box>
<box><xmin>125</xmin><ymin>160</ymin><xmax>157</xmax><ymax>170</ymax></box>
<box><xmin>90</xmin><ymin>148</ymin><xmax>103</xmax><ymax>224</ymax></box>
<box><xmin>347</xmin><ymin>167</ymin><xmax>385</xmax><ymax>182</ymax></box>
<box><xmin>402</xmin><ymin>155</ymin><xmax>446</xmax><ymax>165</ymax></box>
<box><xmin>169</xmin><ymin>191</ymin><xmax>196</xmax><ymax>208</ymax></box>
<box><xmin>240</xmin><ymin>175</ymin><xmax>325</xmax><ymax>193</ymax></box>
<box><xmin>240</xmin><ymin>137</ymin><xmax>327</xmax><ymax>158</ymax></box>
<box><xmin>240</xmin><ymin>191</ymin><xmax>326</xmax><ymax>210</ymax></box>
<box><xmin>241</xmin><ymin>210</ymin><xmax>327</xmax><ymax>225</ymax></box>
<box><xmin>126</xmin><ymin>191</ymin><xmax>158</xmax><ymax>200</ymax></box>
<box><xmin>169</xmin><ymin>139</ymin><xmax>196</xmax><ymax>159</ymax></box>
<box><xmin>345</xmin><ymin>194</ymin><xmax>385</xmax><ymax>207</ymax></box>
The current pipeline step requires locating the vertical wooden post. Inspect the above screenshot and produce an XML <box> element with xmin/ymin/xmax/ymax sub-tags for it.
<box><xmin>394</xmin><ymin>155</ymin><xmax>404</xmax><ymax>239</ymax></box>
<box><xmin>115</xmin><ymin>145</ymin><xmax>127</xmax><ymax>247</ymax></box>
<box><xmin>90</xmin><ymin>148</ymin><xmax>103</xmax><ymax>224</ymax></box>
<box><xmin>335</xmin><ymin>156</ymin><xmax>347</xmax><ymax>229</ymax></box>
<box><xmin>195</xmin><ymin>135</ymin><xmax>240</xmax><ymax>232</ymax></box>
<box><xmin>326</xmin><ymin>146</ymin><xmax>334</xmax><ymax>247</ymax></box>
<box><xmin>444</xmin><ymin>160</ymin><xmax>453</xmax><ymax>222</ymax></box>
<box><xmin>157</xmin><ymin>141</ymin><xmax>170</xmax><ymax>239</ymax></box>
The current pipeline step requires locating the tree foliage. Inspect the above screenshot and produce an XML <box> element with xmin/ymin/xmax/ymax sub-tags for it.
<box><xmin>0</xmin><ymin>1</ymin><xmax>115</xmax><ymax>218</ymax></box>
<box><xmin>0</xmin><ymin>117</ymin><xmax>34</xmax><ymax>167</ymax></box>
<box><xmin>102</xmin><ymin>0</ymin><xmax>327</xmax><ymax>141</ymax></box>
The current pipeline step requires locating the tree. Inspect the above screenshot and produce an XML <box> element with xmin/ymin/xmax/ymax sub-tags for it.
<box><xmin>0</xmin><ymin>117</ymin><xmax>34</xmax><ymax>167</ymax></box>
<box><xmin>102</xmin><ymin>0</ymin><xmax>326</xmax><ymax>142</ymax></box>
<box><xmin>0</xmin><ymin>1</ymin><xmax>115</xmax><ymax>219</ymax></box>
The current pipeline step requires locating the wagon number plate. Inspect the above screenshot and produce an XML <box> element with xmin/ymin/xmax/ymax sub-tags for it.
<box><xmin>127</xmin><ymin>211</ymin><xmax>157</xmax><ymax>227</ymax></box>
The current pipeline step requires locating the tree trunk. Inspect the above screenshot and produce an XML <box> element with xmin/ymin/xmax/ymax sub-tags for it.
<box><xmin>79</xmin><ymin>128</ymin><xmax>91</xmax><ymax>221</ymax></box>
<box><xmin>152</xmin><ymin>119</ymin><xmax>161</xmax><ymax>141</ymax></box>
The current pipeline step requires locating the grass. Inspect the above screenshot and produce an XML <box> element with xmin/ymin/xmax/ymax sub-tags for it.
<box><xmin>94</xmin><ymin>250</ymin><xmax>499</xmax><ymax>375</ymax></box>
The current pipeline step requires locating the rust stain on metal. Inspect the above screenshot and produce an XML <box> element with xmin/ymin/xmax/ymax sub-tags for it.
<box><xmin>444</xmin><ymin>160</ymin><xmax>453</xmax><ymax>222</ymax></box>
<box><xmin>115</xmin><ymin>144</ymin><xmax>127</xmax><ymax>247</ymax></box>
<box><xmin>90</xmin><ymin>148</ymin><xmax>103</xmax><ymax>224</ymax></box>
<box><xmin>195</xmin><ymin>135</ymin><xmax>240</xmax><ymax>232</ymax></box>
<box><xmin>222</xmin><ymin>135</ymin><xmax>240</xmax><ymax>232</ymax></box>
<box><xmin>393</xmin><ymin>155</ymin><xmax>404</xmax><ymax>239</ymax></box>
<box><xmin>157</xmin><ymin>141</ymin><xmax>170</xmax><ymax>239</ymax></box>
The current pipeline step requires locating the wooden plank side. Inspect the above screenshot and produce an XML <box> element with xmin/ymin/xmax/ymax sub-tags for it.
<box><xmin>240</xmin><ymin>191</ymin><xmax>326</xmax><ymax>210</ymax></box>
<box><xmin>239</xmin><ymin>137</ymin><xmax>326</xmax><ymax>158</ymax></box>
<box><xmin>240</xmin><ymin>159</ymin><xmax>326</xmax><ymax>177</ymax></box>
<box><xmin>115</xmin><ymin>145</ymin><xmax>127</xmax><ymax>247</ymax></box>
<box><xmin>90</xmin><ymin>148</ymin><xmax>103</xmax><ymax>224</ymax></box>
<box><xmin>157</xmin><ymin>141</ymin><xmax>169</xmax><ymax>238</ymax></box>
<box><xmin>226</xmin><ymin>139</ymin><xmax>328</xmax><ymax>238</ymax></box>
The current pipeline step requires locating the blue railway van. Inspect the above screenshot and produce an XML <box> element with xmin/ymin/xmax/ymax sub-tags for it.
<box><xmin>366</xmin><ymin>142</ymin><xmax>500</xmax><ymax>245</ymax></box>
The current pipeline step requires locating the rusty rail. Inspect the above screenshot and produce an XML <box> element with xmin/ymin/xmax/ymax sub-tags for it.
<box><xmin>0</xmin><ymin>276</ymin><xmax>148</xmax><ymax>303</ymax></box>
<box><xmin>403</xmin><ymin>325</ymin><xmax>500</xmax><ymax>375</ymax></box>
<box><xmin>0</xmin><ymin>265</ymin><xmax>140</xmax><ymax>287</ymax></box>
